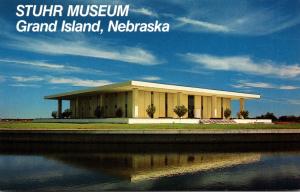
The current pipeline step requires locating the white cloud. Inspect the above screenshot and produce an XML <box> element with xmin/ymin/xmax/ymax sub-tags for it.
<box><xmin>226</xmin><ymin>9</ymin><xmax>300</xmax><ymax>35</ymax></box>
<box><xmin>131</xmin><ymin>7</ymin><xmax>158</xmax><ymax>17</ymax></box>
<box><xmin>0</xmin><ymin>75</ymin><xmax>5</xmax><ymax>83</ymax></box>
<box><xmin>287</xmin><ymin>99</ymin><xmax>300</xmax><ymax>105</ymax></box>
<box><xmin>141</xmin><ymin>76</ymin><xmax>161</xmax><ymax>81</ymax></box>
<box><xmin>176</xmin><ymin>17</ymin><xmax>231</xmax><ymax>33</ymax></box>
<box><xmin>9</xmin><ymin>75</ymin><xmax>112</xmax><ymax>87</ymax></box>
<box><xmin>10</xmin><ymin>83</ymin><xmax>40</xmax><ymax>88</ymax></box>
<box><xmin>233</xmin><ymin>81</ymin><xmax>274</xmax><ymax>89</ymax></box>
<box><xmin>166</xmin><ymin>1</ymin><xmax>300</xmax><ymax>35</ymax></box>
<box><xmin>7</xmin><ymin>36</ymin><xmax>162</xmax><ymax>65</ymax></box>
<box><xmin>12</xmin><ymin>76</ymin><xmax>43</xmax><ymax>82</ymax></box>
<box><xmin>48</xmin><ymin>77</ymin><xmax>112</xmax><ymax>87</ymax></box>
<box><xmin>279</xmin><ymin>85</ymin><xmax>299</xmax><ymax>90</ymax></box>
<box><xmin>232</xmin><ymin>80</ymin><xmax>299</xmax><ymax>90</ymax></box>
<box><xmin>263</xmin><ymin>98</ymin><xmax>300</xmax><ymax>105</ymax></box>
<box><xmin>1</xmin><ymin>17</ymin><xmax>162</xmax><ymax>65</ymax></box>
<box><xmin>0</xmin><ymin>58</ymin><xmax>104</xmax><ymax>74</ymax></box>
<box><xmin>1</xmin><ymin>59</ymin><xmax>65</xmax><ymax>69</ymax></box>
<box><xmin>181</xmin><ymin>53</ymin><xmax>300</xmax><ymax>78</ymax></box>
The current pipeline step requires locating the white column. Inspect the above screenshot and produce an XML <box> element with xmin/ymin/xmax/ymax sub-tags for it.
<box><xmin>99</xmin><ymin>94</ymin><xmax>103</xmax><ymax>107</ymax></box>
<box><xmin>194</xmin><ymin>95</ymin><xmax>201</xmax><ymax>118</ymax></box>
<box><xmin>132</xmin><ymin>88</ymin><xmax>139</xmax><ymax>118</ymax></box>
<box><xmin>194</xmin><ymin>109</ymin><xmax>201</xmax><ymax>118</ymax></box>
<box><xmin>240</xmin><ymin>98</ymin><xmax>245</xmax><ymax>111</ymax></box>
<box><xmin>75</xmin><ymin>97</ymin><xmax>79</xmax><ymax>118</ymax></box>
<box><xmin>211</xmin><ymin>95</ymin><xmax>217</xmax><ymax>118</ymax></box>
<box><xmin>177</xmin><ymin>92</ymin><xmax>181</xmax><ymax>105</ymax></box>
<box><xmin>58</xmin><ymin>99</ymin><xmax>62</xmax><ymax>119</ymax></box>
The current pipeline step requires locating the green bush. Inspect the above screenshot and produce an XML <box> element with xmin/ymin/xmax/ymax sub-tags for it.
<box><xmin>224</xmin><ymin>108</ymin><xmax>231</xmax><ymax>119</ymax></box>
<box><xmin>94</xmin><ymin>106</ymin><xmax>104</xmax><ymax>118</ymax></box>
<box><xmin>174</xmin><ymin>105</ymin><xmax>188</xmax><ymax>118</ymax></box>
<box><xmin>51</xmin><ymin>111</ymin><xmax>57</xmax><ymax>119</ymax></box>
<box><xmin>279</xmin><ymin>115</ymin><xmax>300</xmax><ymax>122</ymax></box>
<box><xmin>237</xmin><ymin>112</ymin><xmax>241</xmax><ymax>119</ymax></box>
<box><xmin>146</xmin><ymin>105</ymin><xmax>156</xmax><ymax>118</ymax></box>
<box><xmin>62</xmin><ymin>109</ymin><xmax>72</xmax><ymax>118</ymax></box>
<box><xmin>256</xmin><ymin>112</ymin><xmax>278</xmax><ymax>121</ymax></box>
<box><xmin>239</xmin><ymin>110</ymin><xmax>249</xmax><ymax>119</ymax></box>
<box><xmin>115</xmin><ymin>107</ymin><xmax>123</xmax><ymax>117</ymax></box>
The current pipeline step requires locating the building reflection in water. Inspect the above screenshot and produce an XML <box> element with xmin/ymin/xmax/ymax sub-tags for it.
<box><xmin>49</xmin><ymin>152</ymin><xmax>261</xmax><ymax>182</ymax></box>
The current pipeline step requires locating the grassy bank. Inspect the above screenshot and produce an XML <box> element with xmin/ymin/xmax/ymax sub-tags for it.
<box><xmin>0</xmin><ymin>122</ymin><xmax>300</xmax><ymax>130</ymax></box>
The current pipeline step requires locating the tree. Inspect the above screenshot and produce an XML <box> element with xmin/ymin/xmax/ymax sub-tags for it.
<box><xmin>279</xmin><ymin>115</ymin><xmax>299</xmax><ymax>122</ymax></box>
<box><xmin>62</xmin><ymin>109</ymin><xmax>72</xmax><ymax>118</ymax></box>
<box><xmin>239</xmin><ymin>110</ymin><xmax>249</xmax><ymax>119</ymax></box>
<box><xmin>115</xmin><ymin>107</ymin><xmax>123</xmax><ymax>117</ymax></box>
<box><xmin>51</xmin><ymin>111</ymin><xmax>57</xmax><ymax>119</ymax></box>
<box><xmin>174</xmin><ymin>105</ymin><xmax>188</xmax><ymax>118</ymax></box>
<box><xmin>256</xmin><ymin>112</ymin><xmax>278</xmax><ymax>121</ymax></box>
<box><xmin>61</xmin><ymin>109</ymin><xmax>72</xmax><ymax>118</ymax></box>
<box><xmin>279</xmin><ymin>116</ymin><xmax>288</xmax><ymax>122</ymax></box>
<box><xmin>237</xmin><ymin>112</ymin><xmax>241</xmax><ymax>119</ymax></box>
<box><xmin>224</xmin><ymin>108</ymin><xmax>231</xmax><ymax>119</ymax></box>
<box><xmin>146</xmin><ymin>105</ymin><xmax>156</xmax><ymax>118</ymax></box>
<box><xmin>94</xmin><ymin>106</ymin><xmax>104</xmax><ymax>118</ymax></box>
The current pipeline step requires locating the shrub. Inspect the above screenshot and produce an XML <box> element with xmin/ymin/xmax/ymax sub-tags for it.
<box><xmin>94</xmin><ymin>106</ymin><xmax>104</xmax><ymax>118</ymax></box>
<box><xmin>62</xmin><ymin>109</ymin><xmax>72</xmax><ymax>118</ymax></box>
<box><xmin>256</xmin><ymin>112</ymin><xmax>278</xmax><ymax>121</ymax></box>
<box><xmin>115</xmin><ymin>107</ymin><xmax>123</xmax><ymax>117</ymax></box>
<box><xmin>224</xmin><ymin>108</ymin><xmax>231</xmax><ymax>119</ymax></box>
<box><xmin>279</xmin><ymin>115</ymin><xmax>300</xmax><ymax>122</ymax></box>
<box><xmin>237</xmin><ymin>112</ymin><xmax>241</xmax><ymax>119</ymax></box>
<box><xmin>239</xmin><ymin>110</ymin><xmax>249</xmax><ymax>119</ymax></box>
<box><xmin>51</xmin><ymin>111</ymin><xmax>57</xmax><ymax>119</ymax></box>
<box><xmin>174</xmin><ymin>105</ymin><xmax>188</xmax><ymax>118</ymax></box>
<box><xmin>279</xmin><ymin>116</ymin><xmax>288</xmax><ymax>121</ymax></box>
<box><xmin>146</xmin><ymin>105</ymin><xmax>156</xmax><ymax>118</ymax></box>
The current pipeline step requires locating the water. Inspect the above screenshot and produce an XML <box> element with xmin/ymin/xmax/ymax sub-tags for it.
<box><xmin>1</xmin><ymin>142</ymin><xmax>300</xmax><ymax>191</ymax></box>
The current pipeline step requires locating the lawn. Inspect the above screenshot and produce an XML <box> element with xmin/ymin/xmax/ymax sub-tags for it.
<box><xmin>0</xmin><ymin>122</ymin><xmax>300</xmax><ymax>130</ymax></box>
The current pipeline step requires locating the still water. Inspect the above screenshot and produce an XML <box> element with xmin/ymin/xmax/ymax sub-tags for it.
<box><xmin>1</xmin><ymin>142</ymin><xmax>300</xmax><ymax>191</ymax></box>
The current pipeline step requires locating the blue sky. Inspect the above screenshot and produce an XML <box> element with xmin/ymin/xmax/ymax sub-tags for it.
<box><xmin>0</xmin><ymin>0</ymin><xmax>300</xmax><ymax>118</ymax></box>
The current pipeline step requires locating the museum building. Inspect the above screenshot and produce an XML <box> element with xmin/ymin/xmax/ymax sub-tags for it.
<box><xmin>45</xmin><ymin>81</ymin><xmax>260</xmax><ymax>119</ymax></box>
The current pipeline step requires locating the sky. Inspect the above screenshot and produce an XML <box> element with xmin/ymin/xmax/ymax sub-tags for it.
<box><xmin>0</xmin><ymin>0</ymin><xmax>300</xmax><ymax>118</ymax></box>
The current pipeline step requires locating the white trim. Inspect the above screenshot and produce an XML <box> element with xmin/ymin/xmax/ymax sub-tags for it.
<box><xmin>128</xmin><ymin>118</ymin><xmax>201</xmax><ymax>124</ymax></box>
<box><xmin>45</xmin><ymin>80</ymin><xmax>260</xmax><ymax>99</ymax></box>
<box><xmin>131</xmin><ymin>81</ymin><xmax>260</xmax><ymax>99</ymax></box>
<box><xmin>233</xmin><ymin>119</ymin><xmax>272</xmax><ymax>124</ymax></box>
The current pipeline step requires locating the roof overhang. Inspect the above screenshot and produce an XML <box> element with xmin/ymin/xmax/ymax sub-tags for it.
<box><xmin>45</xmin><ymin>80</ymin><xmax>260</xmax><ymax>100</ymax></box>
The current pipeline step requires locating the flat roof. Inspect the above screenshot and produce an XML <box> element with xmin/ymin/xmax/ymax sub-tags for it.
<box><xmin>45</xmin><ymin>80</ymin><xmax>260</xmax><ymax>100</ymax></box>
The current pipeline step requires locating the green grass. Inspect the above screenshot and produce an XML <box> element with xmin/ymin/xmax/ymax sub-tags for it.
<box><xmin>0</xmin><ymin>122</ymin><xmax>300</xmax><ymax>130</ymax></box>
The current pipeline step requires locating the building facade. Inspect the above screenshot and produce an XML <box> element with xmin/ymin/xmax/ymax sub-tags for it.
<box><xmin>45</xmin><ymin>81</ymin><xmax>260</xmax><ymax>119</ymax></box>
